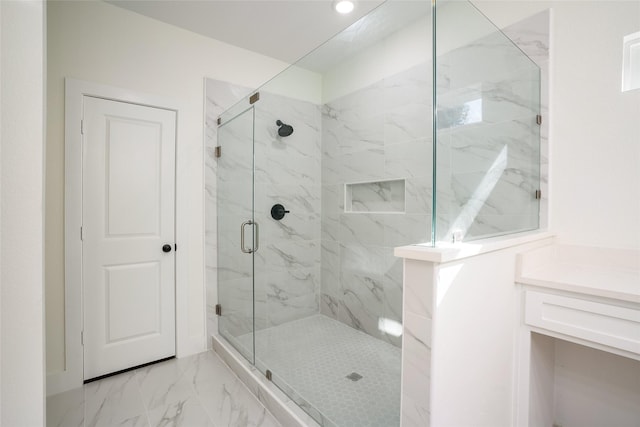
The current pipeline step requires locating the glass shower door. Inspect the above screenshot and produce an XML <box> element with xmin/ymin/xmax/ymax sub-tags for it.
<box><xmin>216</xmin><ymin>106</ymin><xmax>256</xmax><ymax>363</ymax></box>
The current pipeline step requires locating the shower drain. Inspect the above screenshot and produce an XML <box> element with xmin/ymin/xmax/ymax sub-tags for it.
<box><xmin>346</xmin><ymin>372</ymin><xmax>363</xmax><ymax>381</ymax></box>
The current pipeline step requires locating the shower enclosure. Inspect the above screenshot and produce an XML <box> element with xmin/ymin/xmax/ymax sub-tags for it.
<box><xmin>213</xmin><ymin>0</ymin><xmax>541</xmax><ymax>425</ymax></box>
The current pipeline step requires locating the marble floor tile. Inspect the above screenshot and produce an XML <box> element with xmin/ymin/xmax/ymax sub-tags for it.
<box><xmin>135</xmin><ymin>359</ymin><xmax>195</xmax><ymax>412</ymax></box>
<box><xmin>47</xmin><ymin>387</ymin><xmax>85</xmax><ymax>427</ymax></box>
<box><xmin>147</xmin><ymin>395</ymin><xmax>214</xmax><ymax>427</ymax></box>
<box><xmin>84</xmin><ymin>372</ymin><xmax>146</xmax><ymax>427</ymax></box>
<box><xmin>47</xmin><ymin>351</ymin><xmax>281</xmax><ymax>427</ymax></box>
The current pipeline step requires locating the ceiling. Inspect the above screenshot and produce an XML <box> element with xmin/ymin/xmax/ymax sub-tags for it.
<box><xmin>106</xmin><ymin>0</ymin><xmax>387</xmax><ymax>65</ymax></box>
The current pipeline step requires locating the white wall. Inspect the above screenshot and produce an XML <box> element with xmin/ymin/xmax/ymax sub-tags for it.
<box><xmin>46</xmin><ymin>0</ymin><xmax>291</xmax><ymax>379</ymax></box>
<box><xmin>474</xmin><ymin>1</ymin><xmax>640</xmax><ymax>250</ymax></box>
<box><xmin>1</xmin><ymin>0</ymin><xmax>46</xmax><ymax>424</ymax></box>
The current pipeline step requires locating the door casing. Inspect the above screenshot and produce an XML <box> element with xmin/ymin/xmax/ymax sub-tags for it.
<box><xmin>52</xmin><ymin>79</ymin><xmax>184</xmax><ymax>395</ymax></box>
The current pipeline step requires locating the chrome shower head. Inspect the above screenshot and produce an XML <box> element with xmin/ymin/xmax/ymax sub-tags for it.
<box><xmin>276</xmin><ymin>120</ymin><xmax>294</xmax><ymax>137</ymax></box>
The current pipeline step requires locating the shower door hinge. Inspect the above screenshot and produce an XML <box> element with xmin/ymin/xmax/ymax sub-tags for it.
<box><xmin>214</xmin><ymin>146</ymin><xmax>222</xmax><ymax>158</ymax></box>
<box><xmin>265</xmin><ymin>370</ymin><xmax>272</xmax><ymax>381</ymax></box>
<box><xmin>215</xmin><ymin>304</ymin><xmax>222</xmax><ymax>316</ymax></box>
<box><xmin>535</xmin><ymin>189</ymin><xmax>542</xmax><ymax>200</ymax></box>
<box><xmin>249</xmin><ymin>92</ymin><xmax>260</xmax><ymax>104</ymax></box>
<box><xmin>536</xmin><ymin>115</ymin><xmax>542</xmax><ymax>125</ymax></box>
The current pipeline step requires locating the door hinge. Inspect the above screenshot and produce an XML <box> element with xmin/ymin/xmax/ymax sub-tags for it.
<box><xmin>535</xmin><ymin>189</ymin><xmax>542</xmax><ymax>200</ymax></box>
<box><xmin>536</xmin><ymin>115</ymin><xmax>542</xmax><ymax>125</ymax></box>
<box><xmin>80</xmin><ymin>226</ymin><xmax>83</xmax><ymax>241</ymax></box>
<box><xmin>215</xmin><ymin>304</ymin><xmax>221</xmax><ymax>316</ymax></box>
<box><xmin>217</xmin><ymin>117</ymin><xmax>222</xmax><ymax>126</ymax></box>
<box><xmin>214</xmin><ymin>146</ymin><xmax>222</xmax><ymax>158</ymax></box>
<box><xmin>81</xmin><ymin>119</ymin><xmax>84</xmax><ymax>134</ymax></box>
<box><xmin>81</xmin><ymin>331</ymin><xmax>84</xmax><ymax>345</ymax></box>
<box><xmin>249</xmin><ymin>92</ymin><xmax>260</xmax><ymax>104</ymax></box>
<box><xmin>265</xmin><ymin>370</ymin><xmax>272</xmax><ymax>381</ymax></box>
<box><xmin>174</xmin><ymin>243</ymin><xmax>177</xmax><ymax>251</ymax></box>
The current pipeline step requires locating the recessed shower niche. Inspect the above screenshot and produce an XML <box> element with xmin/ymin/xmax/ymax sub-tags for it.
<box><xmin>345</xmin><ymin>179</ymin><xmax>406</xmax><ymax>213</ymax></box>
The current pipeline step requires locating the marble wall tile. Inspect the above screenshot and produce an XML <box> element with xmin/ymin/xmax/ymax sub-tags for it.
<box><xmin>402</xmin><ymin>395</ymin><xmax>431</xmax><ymax>427</ymax></box>
<box><xmin>405</xmin><ymin>175</ymin><xmax>432</xmax><ymax>215</ymax></box>
<box><xmin>335</xmin><ymin>82</ymin><xmax>385</xmax><ymax>155</ymax></box>
<box><xmin>340</xmin><ymin>213</ymin><xmax>385</xmax><ymax>246</ymax></box>
<box><xmin>319</xmin><ymin>62</ymin><xmax>439</xmax><ymax>345</ymax></box>
<box><xmin>384</xmin><ymin>138</ymin><xmax>432</xmax><ymax>179</ymax></box>
<box><xmin>340</xmin><ymin>148</ymin><xmax>386</xmax><ymax>183</ymax></box>
<box><xmin>403</xmin><ymin>260</ymin><xmax>434</xmax><ymax>318</ymax></box>
<box><xmin>384</xmin><ymin>65</ymin><xmax>432</xmax><ymax>146</ymax></box>
<box><xmin>265</xmin><ymin>268</ymin><xmax>319</xmax><ymax>302</ymax></box>
<box><xmin>258</xmin><ymin>210</ymin><xmax>321</xmax><ymax>243</ymax></box>
<box><xmin>218</xmin><ymin>277</ymin><xmax>254</xmax><ymax>338</ymax></box>
<box><xmin>321</xmin><ymin>184</ymin><xmax>344</xmax><ymax>215</ymax></box>
<box><xmin>451</xmin><ymin>169</ymin><xmax>537</xmax><ymax>217</ymax></box>
<box><xmin>448</xmin><ymin>119</ymin><xmax>538</xmax><ymax>175</ymax></box>
<box><xmin>402</xmin><ymin>311</ymin><xmax>432</xmax><ymax>427</ymax></box>
<box><xmin>383</xmin><ymin>214</ymin><xmax>431</xmax><ymax>247</ymax></box>
<box><xmin>267</xmin><ymin>292</ymin><xmax>319</xmax><ymax>328</ymax></box>
<box><xmin>435</xmin><ymin>10</ymin><xmax>549</xmax><ymax>242</ymax></box>
<box><xmin>320</xmin><ymin>240</ymin><xmax>340</xmax><ymax>298</ymax></box>
<box><xmin>260</xmin><ymin>239</ymin><xmax>320</xmax><ymax>272</ymax></box>
<box><xmin>321</xmin><ymin>214</ymin><xmax>341</xmax><ymax>242</ymax></box>
<box><xmin>338</xmin><ymin>242</ymin><xmax>386</xmax><ymax>339</ymax></box>
<box><xmin>320</xmin><ymin>293</ymin><xmax>339</xmax><ymax>319</ymax></box>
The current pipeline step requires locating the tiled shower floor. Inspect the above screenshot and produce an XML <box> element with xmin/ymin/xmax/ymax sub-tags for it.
<box><xmin>237</xmin><ymin>315</ymin><xmax>401</xmax><ymax>427</ymax></box>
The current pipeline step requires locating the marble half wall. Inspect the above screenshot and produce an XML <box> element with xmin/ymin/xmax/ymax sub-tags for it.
<box><xmin>399</xmin><ymin>11</ymin><xmax>551</xmax><ymax>426</ymax></box>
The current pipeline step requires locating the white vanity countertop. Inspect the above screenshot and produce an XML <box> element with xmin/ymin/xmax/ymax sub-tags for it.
<box><xmin>516</xmin><ymin>244</ymin><xmax>640</xmax><ymax>303</ymax></box>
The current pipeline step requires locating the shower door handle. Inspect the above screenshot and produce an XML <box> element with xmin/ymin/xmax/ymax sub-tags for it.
<box><xmin>240</xmin><ymin>220</ymin><xmax>253</xmax><ymax>253</ymax></box>
<box><xmin>240</xmin><ymin>220</ymin><xmax>259</xmax><ymax>253</ymax></box>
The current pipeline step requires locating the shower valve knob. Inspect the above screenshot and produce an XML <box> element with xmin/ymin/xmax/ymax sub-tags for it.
<box><xmin>271</xmin><ymin>204</ymin><xmax>290</xmax><ymax>221</ymax></box>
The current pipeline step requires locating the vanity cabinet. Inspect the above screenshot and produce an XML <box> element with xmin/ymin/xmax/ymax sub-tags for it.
<box><xmin>516</xmin><ymin>245</ymin><xmax>640</xmax><ymax>427</ymax></box>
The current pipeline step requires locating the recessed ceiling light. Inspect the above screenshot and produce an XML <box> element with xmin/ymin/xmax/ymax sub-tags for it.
<box><xmin>333</xmin><ymin>0</ymin><xmax>355</xmax><ymax>14</ymax></box>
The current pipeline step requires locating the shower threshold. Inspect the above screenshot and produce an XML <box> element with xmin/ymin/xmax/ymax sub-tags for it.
<box><xmin>218</xmin><ymin>315</ymin><xmax>401</xmax><ymax>427</ymax></box>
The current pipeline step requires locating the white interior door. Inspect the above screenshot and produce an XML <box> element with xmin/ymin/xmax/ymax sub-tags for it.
<box><xmin>82</xmin><ymin>96</ymin><xmax>176</xmax><ymax>380</ymax></box>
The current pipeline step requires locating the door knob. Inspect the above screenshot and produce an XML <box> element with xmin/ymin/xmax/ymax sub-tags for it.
<box><xmin>162</xmin><ymin>244</ymin><xmax>172</xmax><ymax>253</ymax></box>
<box><xmin>271</xmin><ymin>204</ymin><xmax>290</xmax><ymax>221</ymax></box>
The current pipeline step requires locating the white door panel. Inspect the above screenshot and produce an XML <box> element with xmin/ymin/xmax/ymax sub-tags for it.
<box><xmin>83</xmin><ymin>96</ymin><xmax>176</xmax><ymax>380</ymax></box>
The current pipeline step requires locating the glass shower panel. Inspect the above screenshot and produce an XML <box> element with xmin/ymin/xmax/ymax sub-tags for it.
<box><xmin>434</xmin><ymin>0</ymin><xmax>541</xmax><ymax>243</ymax></box>
<box><xmin>246</xmin><ymin>2</ymin><xmax>432</xmax><ymax>425</ymax></box>
<box><xmin>216</xmin><ymin>104</ymin><xmax>255</xmax><ymax>363</ymax></box>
